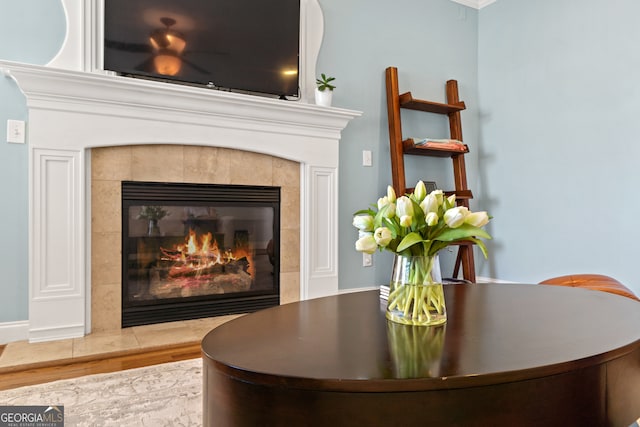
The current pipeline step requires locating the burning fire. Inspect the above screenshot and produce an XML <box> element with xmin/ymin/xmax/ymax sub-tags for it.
<box><xmin>160</xmin><ymin>229</ymin><xmax>253</xmax><ymax>279</ymax></box>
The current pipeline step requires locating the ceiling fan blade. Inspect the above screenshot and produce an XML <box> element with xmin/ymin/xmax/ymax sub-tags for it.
<box><xmin>182</xmin><ymin>58</ymin><xmax>209</xmax><ymax>75</ymax></box>
<box><xmin>134</xmin><ymin>57</ymin><xmax>155</xmax><ymax>72</ymax></box>
<box><xmin>105</xmin><ymin>39</ymin><xmax>152</xmax><ymax>53</ymax></box>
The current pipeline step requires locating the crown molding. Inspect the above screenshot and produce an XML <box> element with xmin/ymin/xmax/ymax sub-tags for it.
<box><xmin>450</xmin><ymin>0</ymin><xmax>496</xmax><ymax>9</ymax></box>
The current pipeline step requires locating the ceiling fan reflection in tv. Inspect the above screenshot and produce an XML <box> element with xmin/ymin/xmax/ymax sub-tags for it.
<box><xmin>105</xmin><ymin>17</ymin><xmax>215</xmax><ymax>78</ymax></box>
<box><xmin>103</xmin><ymin>0</ymin><xmax>301</xmax><ymax>98</ymax></box>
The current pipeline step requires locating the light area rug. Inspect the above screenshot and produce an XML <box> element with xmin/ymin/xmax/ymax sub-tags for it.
<box><xmin>0</xmin><ymin>358</ymin><xmax>202</xmax><ymax>426</ymax></box>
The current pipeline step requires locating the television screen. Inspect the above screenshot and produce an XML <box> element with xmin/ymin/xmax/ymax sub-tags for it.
<box><xmin>103</xmin><ymin>0</ymin><xmax>300</xmax><ymax>97</ymax></box>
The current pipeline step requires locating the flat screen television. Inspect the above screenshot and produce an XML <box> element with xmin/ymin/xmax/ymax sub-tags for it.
<box><xmin>103</xmin><ymin>0</ymin><xmax>300</xmax><ymax>98</ymax></box>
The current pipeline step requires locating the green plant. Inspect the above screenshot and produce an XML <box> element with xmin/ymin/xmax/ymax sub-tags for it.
<box><xmin>315</xmin><ymin>73</ymin><xmax>336</xmax><ymax>92</ymax></box>
<box><xmin>137</xmin><ymin>205</ymin><xmax>170</xmax><ymax>221</ymax></box>
<box><xmin>353</xmin><ymin>181</ymin><xmax>492</xmax><ymax>323</ymax></box>
<box><xmin>353</xmin><ymin>181</ymin><xmax>491</xmax><ymax>258</ymax></box>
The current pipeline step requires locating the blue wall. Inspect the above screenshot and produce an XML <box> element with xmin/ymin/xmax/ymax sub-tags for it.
<box><xmin>0</xmin><ymin>0</ymin><xmax>480</xmax><ymax>324</ymax></box>
<box><xmin>318</xmin><ymin>0</ymin><xmax>481</xmax><ymax>290</ymax></box>
<box><xmin>0</xmin><ymin>1</ymin><xmax>65</xmax><ymax>322</ymax></box>
<box><xmin>478</xmin><ymin>0</ymin><xmax>640</xmax><ymax>295</ymax></box>
<box><xmin>5</xmin><ymin>0</ymin><xmax>637</xmax><ymax>327</ymax></box>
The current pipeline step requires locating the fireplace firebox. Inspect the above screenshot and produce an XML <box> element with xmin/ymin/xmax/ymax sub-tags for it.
<box><xmin>121</xmin><ymin>181</ymin><xmax>280</xmax><ymax>327</ymax></box>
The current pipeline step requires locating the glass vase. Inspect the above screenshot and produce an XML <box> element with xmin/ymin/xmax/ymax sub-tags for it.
<box><xmin>147</xmin><ymin>219</ymin><xmax>161</xmax><ymax>236</ymax></box>
<box><xmin>386</xmin><ymin>321</ymin><xmax>445</xmax><ymax>378</ymax></box>
<box><xmin>386</xmin><ymin>254</ymin><xmax>447</xmax><ymax>326</ymax></box>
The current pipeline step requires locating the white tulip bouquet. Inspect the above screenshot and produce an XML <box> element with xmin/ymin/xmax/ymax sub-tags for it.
<box><xmin>353</xmin><ymin>181</ymin><xmax>492</xmax><ymax>325</ymax></box>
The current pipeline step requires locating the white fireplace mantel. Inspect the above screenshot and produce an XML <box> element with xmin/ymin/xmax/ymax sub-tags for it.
<box><xmin>2</xmin><ymin>61</ymin><xmax>360</xmax><ymax>342</ymax></box>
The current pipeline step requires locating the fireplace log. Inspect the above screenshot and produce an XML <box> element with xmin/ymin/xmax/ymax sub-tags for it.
<box><xmin>166</xmin><ymin>257</ymin><xmax>249</xmax><ymax>279</ymax></box>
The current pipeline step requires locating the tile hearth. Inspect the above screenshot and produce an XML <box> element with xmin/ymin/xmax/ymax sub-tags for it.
<box><xmin>0</xmin><ymin>315</ymin><xmax>241</xmax><ymax>371</ymax></box>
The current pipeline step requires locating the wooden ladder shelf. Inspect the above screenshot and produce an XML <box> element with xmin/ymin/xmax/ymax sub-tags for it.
<box><xmin>385</xmin><ymin>66</ymin><xmax>476</xmax><ymax>282</ymax></box>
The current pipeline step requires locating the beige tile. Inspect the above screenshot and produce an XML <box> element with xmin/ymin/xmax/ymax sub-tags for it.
<box><xmin>280</xmin><ymin>228</ymin><xmax>300</xmax><ymax>273</ymax></box>
<box><xmin>188</xmin><ymin>315</ymin><xmax>244</xmax><ymax>340</ymax></box>
<box><xmin>91</xmin><ymin>283</ymin><xmax>121</xmax><ymax>332</ymax></box>
<box><xmin>280</xmin><ymin>271</ymin><xmax>300</xmax><ymax>304</ymax></box>
<box><xmin>209</xmin><ymin>147</ymin><xmax>233</xmax><ymax>183</ymax></box>
<box><xmin>131</xmin><ymin>322</ymin><xmax>200</xmax><ymax>348</ymax></box>
<box><xmin>131</xmin><ymin>145</ymin><xmax>185</xmax><ymax>182</ymax></box>
<box><xmin>92</xmin><ymin>180</ymin><xmax>121</xmax><ymax>233</ymax></box>
<box><xmin>280</xmin><ymin>186</ymin><xmax>300</xmax><ymax>230</ymax></box>
<box><xmin>72</xmin><ymin>329</ymin><xmax>140</xmax><ymax>358</ymax></box>
<box><xmin>273</xmin><ymin>157</ymin><xmax>299</xmax><ymax>187</ymax></box>
<box><xmin>0</xmin><ymin>339</ymin><xmax>73</xmax><ymax>368</ymax></box>
<box><xmin>228</xmin><ymin>150</ymin><xmax>273</xmax><ymax>185</ymax></box>
<box><xmin>131</xmin><ymin>319</ymin><xmax>190</xmax><ymax>332</ymax></box>
<box><xmin>91</xmin><ymin>146</ymin><xmax>132</xmax><ymax>181</ymax></box>
<box><xmin>183</xmin><ymin>146</ymin><xmax>229</xmax><ymax>184</ymax></box>
<box><xmin>91</xmin><ymin>231</ymin><xmax>121</xmax><ymax>286</ymax></box>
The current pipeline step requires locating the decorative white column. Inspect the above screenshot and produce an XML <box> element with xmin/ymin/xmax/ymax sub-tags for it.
<box><xmin>29</xmin><ymin>148</ymin><xmax>86</xmax><ymax>341</ymax></box>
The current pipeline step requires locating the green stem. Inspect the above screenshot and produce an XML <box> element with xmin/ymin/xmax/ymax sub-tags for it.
<box><xmin>386</xmin><ymin>255</ymin><xmax>446</xmax><ymax>326</ymax></box>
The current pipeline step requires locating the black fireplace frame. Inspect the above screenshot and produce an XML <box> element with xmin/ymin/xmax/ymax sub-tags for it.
<box><xmin>121</xmin><ymin>181</ymin><xmax>280</xmax><ymax>327</ymax></box>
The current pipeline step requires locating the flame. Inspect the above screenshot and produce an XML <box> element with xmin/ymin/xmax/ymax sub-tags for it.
<box><xmin>160</xmin><ymin>229</ymin><xmax>253</xmax><ymax>280</ymax></box>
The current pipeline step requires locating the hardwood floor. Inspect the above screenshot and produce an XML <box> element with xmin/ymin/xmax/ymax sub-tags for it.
<box><xmin>0</xmin><ymin>342</ymin><xmax>201</xmax><ymax>391</ymax></box>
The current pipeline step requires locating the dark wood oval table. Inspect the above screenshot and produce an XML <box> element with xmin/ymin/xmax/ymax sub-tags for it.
<box><xmin>201</xmin><ymin>283</ymin><xmax>640</xmax><ymax>426</ymax></box>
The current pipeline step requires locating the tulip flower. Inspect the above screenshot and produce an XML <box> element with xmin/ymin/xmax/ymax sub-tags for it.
<box><xmin>399</xmin><ymin>215</ymin><xmax>411</xmax><ymax>227</ymax></box>
<box><xmin>420</xmin><ymin>193</ymin><xmax>439</xmax><ymax>215</ymax></box>
<box><xmin>443</xmin><ymin>206</ymin><xmax>469</xmax><ymax>228</ymax></box>
<box><xmin>374</xmin><ymin>227</ymin><xmax>393</xmax><ymax>247</ymax></box>
<box><xmin>353</xmin><ymin>181</ymin><xmax>491</xmax><ymax>260</ymax></box>
<box><xmin>430</xmin><ymin>189</ymin><xmax>444</xmax><ymax>206</ymax></box>
<box><xmin>387</xmin><ymin>185</ymin><xmax>397</xmax><ymax>203</ymax></box>
<box><xmin>465</xmin><ymin>211</ymin><xmax>490</xmax><ymax>227</ymax></box>
<box><xmin>444</xmin><ymin>194</ymin><xmax>457</xmax><ymax>210</ymax></box>
<box><xmin>352</xmin><ymin>214</ymin><xmax>374</xmax><ymax>232</ymax></box>
<box><xmin>377</xmin><ymin>196</ymin><xmax>390</xmax><ymax>210</ymax></box>
<box><xmin>396</xmin><ymin>196</ymin><xmax>413</xmax><ymax>218</ymax></box>
<box><xmin>413</xmin><ymin>181</ymin><xmax>426</xmax><ymax>202</ymax></box>
<box><xmin>355</xmin><ymin>234</ymin><xmax>377</xmax><ymax>254</ymax></box>
<box><xmin>425</xmin><ymin>211</ymin><xmax>439</xmax><ymax>226</ymax></box>
<box><xmin>377</xmin><ymin>196</ymin><xmax>396</xmax><ymax>219</ymax></box>
<box><xmin>396</xmin><ymin>196</ymin><xmax>414</xmax><ymax>227</ymax></box>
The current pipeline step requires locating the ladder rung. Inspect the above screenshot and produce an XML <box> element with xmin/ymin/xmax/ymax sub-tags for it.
<box><xmin>402</xmin><ymin>139</ymin><xmax>469</xmax><ymax>157</ymax></box>
<box><xmin>399</xmin><ymin>92</ymin><xmax>466</xmax><ymax>114</ymax></box>
<box><xmin>444</xmin><ymin>190</ymin><xmax>473</xmax><ymax>200</ymax></box>
<box><xmin>402</xmin><ymin>189</ymin><xmax>473</xmax><ymax>200</ymax></box>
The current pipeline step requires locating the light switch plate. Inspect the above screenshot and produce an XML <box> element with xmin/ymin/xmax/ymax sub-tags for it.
<box><xmin>362</xmin><ymin>150</ymin><xmax>372</xmax><ymax>167</ymax></box>
<box><xmin>7</xmin><ymin>119</ymin><xmax>26</xmax><ymax>144</ymax></box>
<box><xmin>363</xmin><ymin>253</ymin><xmax>373</xmax><ymax>267</ymax></box>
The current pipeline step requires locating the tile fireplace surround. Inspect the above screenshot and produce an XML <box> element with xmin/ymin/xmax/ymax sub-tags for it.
<box><xmin>91</xmin><ymin>145</ymin><xmax>300</xmax><ymax>333</ymax></box>
<box><xmin>2</xmin><ymin>62</ymin><xmax>359</xmax><ymax>343</ymax></box>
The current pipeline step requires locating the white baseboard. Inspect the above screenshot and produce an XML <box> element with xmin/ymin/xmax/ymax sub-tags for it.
<box><xmin>338</xmin><ymin>286</ymin><xmax>379</xmax><ymax>295</ymax></box>
<box><xmin>476</xmin><ymin>276</ymin><xmax>519</xmax><ymax>284</ymax></box>
<box><xmin>0</xmin><ymin>321</ymin><xmax>29</xmax><ymax>344</ymax></box>
<box><xmin>28</xmin><ymin>324</ymin><xmax>85</xmax><ymax>343</ymax></box>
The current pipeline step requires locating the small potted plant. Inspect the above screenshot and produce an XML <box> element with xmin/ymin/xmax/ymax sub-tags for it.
<box><xmin>315</xmin><ymin>73</ymin><xmax>336</xmax><ymax>107</ymax></box>
<box><xmin>137</xmin><ymin>205</ymin><xmax>170</xmax><ymax>236</ymax></box>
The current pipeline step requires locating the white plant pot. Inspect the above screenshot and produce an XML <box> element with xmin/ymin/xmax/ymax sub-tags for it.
<box><xmin>315</xmin><ymin>88</ymin><xmax>333</xmax><ymax>107</ymax></box>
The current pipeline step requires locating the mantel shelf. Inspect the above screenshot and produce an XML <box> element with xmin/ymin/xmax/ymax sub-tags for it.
<box><xmin>399</xmin><ymin>92</ymin><xmax>466</xmax><ymax>114</ymax></box>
